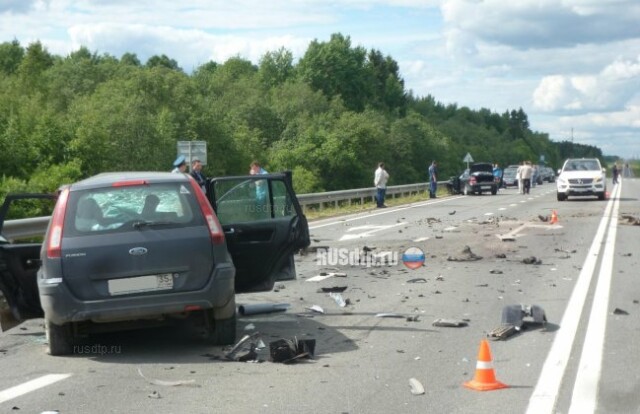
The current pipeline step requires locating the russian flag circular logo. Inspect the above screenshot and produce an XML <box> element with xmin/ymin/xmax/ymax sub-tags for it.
<box><xmin>402</xmin><ymin>247</ymin><xmax>425</xmax><ymax>269</ymax></box>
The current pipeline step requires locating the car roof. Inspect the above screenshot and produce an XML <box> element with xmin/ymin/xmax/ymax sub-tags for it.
<box><xmin>69</xmin><ymin>172</ymin><xmax>191</xmax><ymax>191</ymax></box>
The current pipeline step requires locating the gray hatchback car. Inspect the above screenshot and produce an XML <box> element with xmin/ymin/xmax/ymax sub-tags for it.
<box><xmin>0</xmin><ymin>171</ymin><xmax>309</xmax><ymax>355</ymax></box>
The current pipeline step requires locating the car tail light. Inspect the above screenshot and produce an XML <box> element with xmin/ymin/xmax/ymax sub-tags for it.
<box><xmin>189</xmin><ymin>176</ymin><xmax>225</xmax><ymax>245</ymax></box>
<box><xmin>46</xmin><ymin>187</ymin><xmax>70</xmax><ymax>259</ymax></box>
<box><xmin>112</xmin><ymin>179</ymin><xmax>148</xmax><ymax>187</ymax></box>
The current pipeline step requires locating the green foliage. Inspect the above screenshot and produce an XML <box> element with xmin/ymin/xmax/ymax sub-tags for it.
<box><xmin>0</xmin><ymin>35</ymin><xmax>604</xmax><ymax>218</ymax></box>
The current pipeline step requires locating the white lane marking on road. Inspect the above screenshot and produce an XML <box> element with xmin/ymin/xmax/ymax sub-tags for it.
<box><xmin>0</xmin><ymin>374</ymin><xmax>72</xmax><ymax>404</ymax></box>
<box><xmin>520</xmin><ymin>200</ymin><xmax>526</xmax><ymax>203</ymax></box>
<box><xmin>339</xmin><ymin>222</ymin><xmax>407</xmax><ymax>241</ymax></box>
<box><xmin>526</xmin><ymin>185</ymin><xmax>618</xmax><ymax>414</ymax></box>
<box><xmin>568</xmin><ymin>182</ymin><xmax>621</xmax><ymax>414</ymax></box>
<box><xmin>413</xmin><ymin>237</ymin><xmax>429</xmax><ymax>242</ymax></box>
<box><xmin>498</xmin><ymin>207</ymin><xmax>506</xmax><ymax>211</ymax></box>
<box><xmin>443</xmin><ymin>226</ymin><xmax>458</xmax><ymax>232</ymax></box>
<box><xmin>509</xmin><ymin>204</ymin><xmax>517</xmax><ymax>207</ymax></box>
<box><xmin>484</xmin><ymin>212</ymin><xmax>494</xmax><ymax>216</ymax></box>
<box><xmin>309</xmin><ymin>196</ymin><xmax>465</xmax><ymax>230</ymax></box>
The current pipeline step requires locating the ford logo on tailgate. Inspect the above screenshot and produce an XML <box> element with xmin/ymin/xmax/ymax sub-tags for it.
<box><xmin>129</xmin><ymin>247</ymin><xmax>148</xmax><ymax>256</ymax></box>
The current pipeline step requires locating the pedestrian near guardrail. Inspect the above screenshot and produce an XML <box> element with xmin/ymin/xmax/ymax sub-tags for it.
<box><xmin>374</xmin><ymin>162</ymin><xmax>389</xmax><ymax>208</ymax></box>
<box><xmin>428</xmin><ymin>161</ymin><xmax>438</xmax><ymax>198</ymax></box>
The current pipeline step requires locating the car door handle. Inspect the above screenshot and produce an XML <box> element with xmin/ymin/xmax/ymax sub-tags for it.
<box><xmin>225</xmin><ymin>228</ymin><xmax>235</xmax><ymax>235</ymax></box>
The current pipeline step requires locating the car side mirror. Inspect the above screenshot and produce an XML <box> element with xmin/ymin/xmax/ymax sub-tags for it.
<box><xmin>602</xmin><ymin>168</ymin><xmax>606</xmax><ymax>173</ymax></box>
<box><xmin>557</xmin><ymin>169</ymin><xmax>561</xmax><ymax>175</ymax></box>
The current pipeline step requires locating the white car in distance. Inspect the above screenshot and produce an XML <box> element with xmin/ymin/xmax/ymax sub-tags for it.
<box><xmin>556</xmin><ymin>158</ymin><xmax>607</xmax><ymax>201</ymax></box>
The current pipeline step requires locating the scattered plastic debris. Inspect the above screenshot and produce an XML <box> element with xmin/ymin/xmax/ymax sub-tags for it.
<box><xmin>613</xmin><ymin>308</ymin><xmax>629</xmax><ymax>315</ymax></box>
<box><xmin>375</xmin><ymin>313</ymin><xmax>405</xmax><ymax>319</ymax></box>
<box><xmin>318</xmin><ymin>286</ymin><xmax>347</xmax><ymax>293</ymax></box>
<box><xmin>489</xmin><ymin>270</ymin><xmax>503</xmax><ymax>274</ymax></box>
<box><xmin>306</xmin><ymin>272</ymin><xmax>347</xmax><ymax>282</ymax></box>
<box><xmin>409</xmin><ymin>378</ymin><xmax>425</xmax><ymax>395</ymax></box>
<box><xmin>137</xmin><ymin>367</ymin><xmax>197</xmax><ymax>387</ymax></box>
<box><xmin>329</xmin><ymin>292</ymin><xmax>347</xmax><ymax>307</ymax></box>
<box><xmin>488</xmin><ymin>304</ymin><xmax>547</xmax><ymax>340</ymax></box>
<box><xmin>269</xmin><ymin>337</ymin><xmax>316</xmax><ymax>363</ymax></box>
<box><xmin>447</xmin><ymin>246</ymin><xmax>482</xmax><ymax>261</ymax></box>
<box><xmin>432</xmin><ymin>319</ymin><xmax>468</xmax><ymax>327</ymax></box>
<box><xmin>406</xmin><ymin>315</ymin><xmax>420</xmax><ymax>322</ymax></box>
<box><xmin>238</xmin><ymin>303</ymin><xmax>290</xmax><ymax>316</ymax></box>
<box><xmin>522</xmin><ymin>256</ymin><xmax>542</xmax><ymax>265</ymax></box>
<box><xmin>147</xmin><ymin>391</ymin><xmax>162</xmax><ymax>399</ymax></box>
<box><xmin>225</xmin><ymin>333</ymin><xmax>261</xmax><ymax>361</ymax></box>
<box><xmin>244</xmin><ymin>323</ymin><xmax>256</xmax><ymax>331</ymax></box>
<box><xmin>407</xmin><ymin>278</ymin><xmax>427</xmax><ymax>283</ymax></box>
<box><xmin>306</xmin><ymin>305</ymin><xmax>325</xmax><ymax>314</ymax></box>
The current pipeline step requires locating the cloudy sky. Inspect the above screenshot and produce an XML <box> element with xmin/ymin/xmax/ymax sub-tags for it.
<box><xmin>2</xmin><ymin>0</ymin><xmax>639</xmax><ymax>158</ymax></box>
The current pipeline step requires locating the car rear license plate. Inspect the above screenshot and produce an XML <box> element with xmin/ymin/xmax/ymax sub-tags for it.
<box><xmin>481</xmin><ymin>186</ymin><xmax>491</xmax><ymax>189</ymax></box>
<box><xmin>108</xmin><ymin>274</ymin><xmax>173</xmax><ymax>296</ymax></box>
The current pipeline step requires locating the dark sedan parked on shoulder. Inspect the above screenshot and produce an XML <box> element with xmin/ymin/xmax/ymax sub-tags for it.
<box><xmin>450</xmin><ymin>163</ymin><xmax>499</xmax><ymax>195</ymax></box>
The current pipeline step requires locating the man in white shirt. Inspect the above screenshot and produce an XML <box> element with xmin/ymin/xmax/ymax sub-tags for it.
<box><xmin>521</xmin><ymin>161</ymin><xmax>533</xmax><ymax>194</ymax></box>
<box><xmin>374</xmin><ymin>162</ymin><xmax>390</xmax><ymax>208</ymax></box>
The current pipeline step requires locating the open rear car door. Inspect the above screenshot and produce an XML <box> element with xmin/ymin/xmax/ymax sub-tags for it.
<box><xmin>0</xmin><ymin>194</ymin><xmax>56</xmax><ymax>331</ymax></box>
<box><xmin>208</xmin><ymin>171</ymin><xmax>310</xmax><ymax>293</ymax></box>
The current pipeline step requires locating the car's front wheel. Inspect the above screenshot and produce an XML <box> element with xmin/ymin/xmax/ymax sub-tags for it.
<box><xmin>491</xmin><ymin>187</ymin><xmax>498</xmax><ymax>195</ymax></box>
<box><xmin>557</xmin><ymin>192</ymin><xmax>567</xmax><ymax>201</ymax></box>
<box><xmin>597</xmin><ymin>192</ymin><xmax>605</xmax><ymax>200</ymax></box>
<box><xmin>45</xmin><ymin>318</ymin><xmax>75</xmax><ymax>356</ymax></box>
<box><xmin>463</xmin><ymin>185</ymin><xmax>470</xmax><ymax>196</ymax></box>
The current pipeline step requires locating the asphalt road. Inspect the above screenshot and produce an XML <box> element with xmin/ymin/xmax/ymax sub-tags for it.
<box><xmin>1</xmin><ymin>178</ymin><xmax>638</xmax><ymax>414</ymax></box>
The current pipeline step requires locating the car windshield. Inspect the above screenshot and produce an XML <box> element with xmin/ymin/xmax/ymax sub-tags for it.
<box><xmin>564</xmin><ymin>160</ymin><xmax>600</xmax><ymax>171</ymax></box>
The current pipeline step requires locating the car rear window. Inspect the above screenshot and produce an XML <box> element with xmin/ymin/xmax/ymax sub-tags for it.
<box><xmin>65</xmin><ymin>182</ymin><xmax>201</xmax><ymax>236</ymax></box>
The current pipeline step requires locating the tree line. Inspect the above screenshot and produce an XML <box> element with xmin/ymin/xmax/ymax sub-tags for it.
<box><xmin>0</xmin><ymin>33</ymin><xmax>603</xmax><ymax>213</ymax></box>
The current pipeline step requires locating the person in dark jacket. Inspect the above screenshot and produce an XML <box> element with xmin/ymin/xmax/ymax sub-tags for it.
<box><xmin>190</xmin><ymin>159</ymin><xmax>207</xmax><ymax>193</ymax></box>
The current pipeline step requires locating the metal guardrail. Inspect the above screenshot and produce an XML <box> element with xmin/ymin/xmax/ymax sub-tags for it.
<box><xmin>3</xmin><ymin>216</ymin><xmax>51</xmax><ymax>240</ymax></box>
<box><xmin>297</xmin><ymin>181</ymin><xmax>449</xmax><ymax>211</ymax></box>
<box><xmin>1</xmin><ymin>181</ymin><xmax>449</xmax><ymax>239</ymax></box>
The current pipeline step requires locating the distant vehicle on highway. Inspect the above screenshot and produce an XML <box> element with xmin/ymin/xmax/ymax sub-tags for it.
<box><xmin>450</xmin><ymin>162</ymin><xmax>499</xmax><ymax>195</ymax></box>
<box><xmin>0</xmin><ymin>171</ymin><xmax>310</xmax><ymax>355</ymax></box>
<box><xmin>539</xmin><ymin>166</ymin><xmax>556</xmax><ymax>183</ymax></box>
<box><xmin>502</xmin><ymin>165</ymin><xmax>520</xmax><ymax>188</ymax></box>
<box><xmin>556</xmin><ymin>158</ymin><xmax>606</xmax><ymax>201</ymax></box>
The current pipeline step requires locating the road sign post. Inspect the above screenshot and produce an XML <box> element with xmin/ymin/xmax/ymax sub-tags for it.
<box><xmin>177</xmin><ymin>141</ymin><xmax>207</xmax><ymax>172</ymax></box>
<box><xmin>463</xmin><ymin>152</ymin><xmax>474</xmax><ymax>169</ymax></box>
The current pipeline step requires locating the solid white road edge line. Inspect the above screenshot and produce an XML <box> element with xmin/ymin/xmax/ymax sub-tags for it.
<box><xmin>568</xmin><ymin>182</ymin><xmax>622</xmax><ymax>414</ymax></box>
<box><xmin>525</xmin><ymin>185</ymin><xmax>618</xmax><ymax>414</ymax></box>
<box><xmin>0</xmin><ymin>374</ymin><xmax>72</xmax><ymax>404</ymax></box>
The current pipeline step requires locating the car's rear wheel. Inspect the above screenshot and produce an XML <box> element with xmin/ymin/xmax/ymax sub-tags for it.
<box><xmin>491</xmin><ymin>187</ymin><xmax>497</xmax><ymax>195</ymax></box>
<box><xmin>45</xmin><ymin>318</ymin><xmax>74</xmax><ymax>356</ymax></box>
<box><xmin>206</xmin><ymin>296</ymin><xmax>237</xmax><ymax>346</ymax></box>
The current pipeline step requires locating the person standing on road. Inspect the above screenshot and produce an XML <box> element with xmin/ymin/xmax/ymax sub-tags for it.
<box><xmin>521</xmin><ymin>161</ymin><xmax>533</xmax><ymax>194</ymax></box>
<box><xmin>190</xmin><ymin>159</ymin><xmax>207</xmax><ymax>194</ymax></box>
<box><xmin>428</xmin><ymin>161</ymin><xmax>438</xmax><ymax>199</ymax></box>
<box><xmin>493</xmin><ymin>163</ymin><xmax>503</xmax><ymax>189</ymax></box>
<box><xmin>374</xmin><ymin>162</ymin><xmax>389</xmax><ymax>208</ymax></box>
<box><xmin>612</xmin><ymin>163</ymin><xmax>619</xmax><ymax>184</ymax></box>
<box><xmin>249</xmin><ymin>161</ymin><xmax>269</xmax><ymax>204</ymax></box>
<box><xmin>516</xmin><ymin>161</ymin><xmax>525</xmax><ymax>194</ymax></box>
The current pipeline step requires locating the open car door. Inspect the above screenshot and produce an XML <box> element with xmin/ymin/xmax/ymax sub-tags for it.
<box><xmin>0</xmin><ymin>193</ymin><xmax>56</xmax><ymax>331</ymax></box>
<box><xmin>208</xmin><ymin>171</ymin><xmax>310</xmax><ymax>293</ymax></box>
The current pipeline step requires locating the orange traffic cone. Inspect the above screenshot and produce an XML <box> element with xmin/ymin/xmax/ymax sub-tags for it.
<box><xmin>549</xmin><ymin>210</ymin><xmax>558</xmax><ymax>225</ymax></box>
<box><xmin>463</xmin><ymin>339</ymin><xmax>508</xmax><ymax>391</ymax></box>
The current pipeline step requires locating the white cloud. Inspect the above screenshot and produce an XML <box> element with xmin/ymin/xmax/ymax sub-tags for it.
<box><xmin>533</xmin><ymin>55</ymin><xmax>640</xmax><ymax>112</ymax></box>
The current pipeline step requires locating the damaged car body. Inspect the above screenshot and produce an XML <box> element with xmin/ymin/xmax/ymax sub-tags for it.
<box><xmin>0</xmin><ymin>171</ymin><xmax>310</xmax><ymax>355</ymax></box>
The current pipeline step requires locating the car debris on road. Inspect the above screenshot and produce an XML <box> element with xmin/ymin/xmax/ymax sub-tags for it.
<box><xmin>487</xmin><ymin>304</ymin><xmax>547</xmax><ymax>340</ymax></box>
